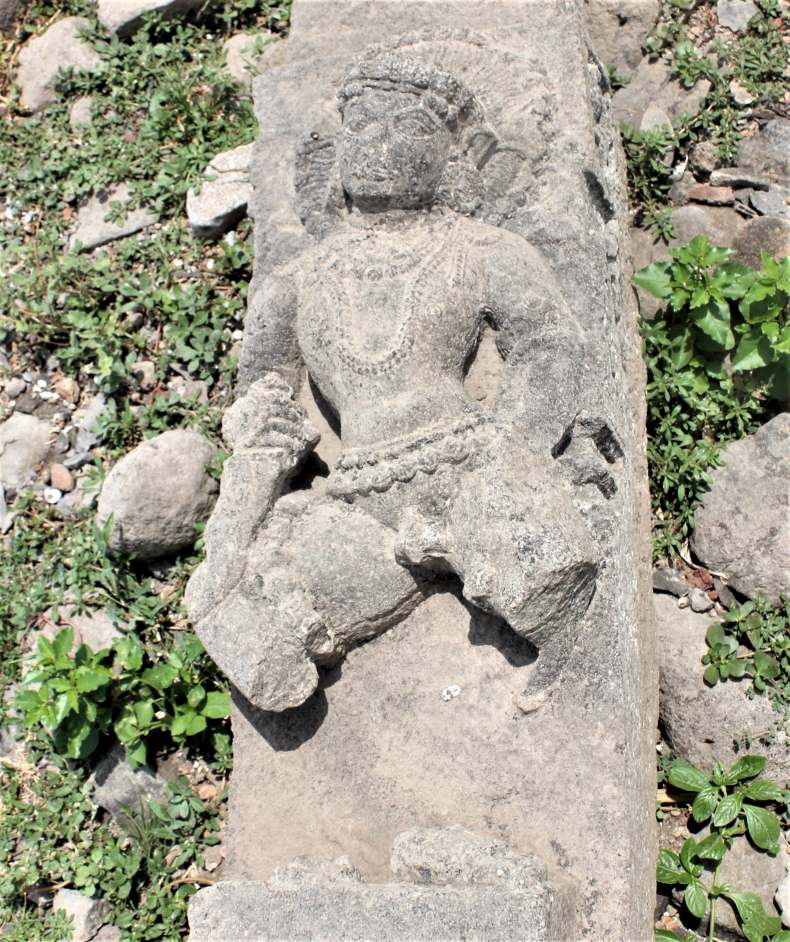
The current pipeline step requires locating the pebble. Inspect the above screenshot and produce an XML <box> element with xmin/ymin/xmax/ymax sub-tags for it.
<box><xmin>4</xmin><ymin>377</ymin><xmax>26</xmax><ymax>399</ymax></box>
<box><xmin>687</xmin><ymin>183</ymin><xmax>735</xmax><ymax>206</ymax></box>
<box><xmin>49</xmin><ymin>463</ymin><xmax>75</xmax><ymax>493</ymax></box>
<box><xmin>709</xmin><ymin>168</ymin><xmax>769</xmax><ymax>190</ymax></box>
<box><xmin>43</xmin><ymin>487</ymin><xmax>62</xmax><ymax>504</ymax></box>
<box><xmin>53</xmin><ymin>376</ymin><xmax>80</xmax><ymax>403</ymax></box>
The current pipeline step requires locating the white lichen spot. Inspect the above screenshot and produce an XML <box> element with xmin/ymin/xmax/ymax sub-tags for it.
<box><xmin>441</xmin><ymin>683</ymin><xmax>462</xmax><ymax>702</ymax></box>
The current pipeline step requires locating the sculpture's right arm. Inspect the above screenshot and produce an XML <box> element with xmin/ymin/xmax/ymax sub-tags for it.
<box><xmin>237</xmin><ymin>267</ymin><xmax>303</xmax><ymax>394</ymax></box>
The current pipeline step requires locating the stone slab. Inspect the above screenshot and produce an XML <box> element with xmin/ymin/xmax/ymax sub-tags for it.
<box><xmin>189</xmin><ymin>879</ymin><xmax>576</xmax><ymax>942</ymax></box>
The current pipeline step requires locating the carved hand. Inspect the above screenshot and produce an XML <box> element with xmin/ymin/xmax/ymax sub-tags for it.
<box><xmin>222</xmin><ymin>372</ymin><xmax>320</xmax><ymax>470</ymax></box>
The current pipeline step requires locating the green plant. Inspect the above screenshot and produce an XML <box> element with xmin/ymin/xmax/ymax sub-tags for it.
<box><xmin>635</xmin><ymin>240</ymin><xmax>786</xmax><ymax>558</ymax></box>
<box><xmin>0</xmin><ymin>762</ymin><xmax>224</xmax><ymax>941</ymax></box>
<box><xmin>657</xmin><ymin>756</ymin><xmax>790</xmax><ymax>942</ymax></box>
<box><xmin>15</xmin><ymin>627</ymin><xmax>230</xmax><ymax>767</ymax></box>
<box><xmin>702</xmin><ymin>597</ymin><xmax>790</xmax><ymax>711</ymax></box>
<box><xmin>621</xmin><ymin>123</ymin><xmax>678</xmax><ymax>239</ymax></box>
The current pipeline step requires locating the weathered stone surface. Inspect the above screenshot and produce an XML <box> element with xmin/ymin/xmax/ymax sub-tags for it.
<box><xmin>583</xmin><ymin>0</ymin><xmax>659</xmax><ymax>76</ymax></box>
<box><xmin>69</xmin><ymin>183</ymin><xmax>155</xmax><ymax>252</ymax></box>
<box><xmin>749</xmin><ymin>185</ymin><xmax>790</xmax><ymax>219</ymax></box>
<box><xmin>190</xmin><ymin>832</ymin><xmax>577</xmax><ymax>942</ymax></box>
<box><xmin>0</xmin><ymin>0</ymin><xmax>27</xmax><ymax>33</ymax></box>
<box><xmin>91</xmin><ymin>744</ymin><xmax>169</xmax><ymax>829</ymax></box>
<box><xmin>52</xmin><ymin>889</ymin><xmax>109</xmax><ymax>942</ymax></box>
<box><xmin>709</xmin><ymin>167</ymin><xmax>769</xmax><ymax>190</ymax></box>
<box><xmin>717</xmin><ymin>0</ymin><xmax>759</xmax><ymax>33</ymax></box>
<box><xmin>98</xmin><ymin>0</ymin><xmax>204</xmax><ymax>38</ymax></box>
<box><xmin>188</xmin><ymin>1</ymin><xmax>656</xmax><ymax>938</ymax></box>
<box><xmin>98</xmin><ymin>429</ymin><xmax>219</xmax><ymax>559</ymax></box>
<box><xmin>15</xmin><ymin>16</ymin><xmax>100</xmax><ymax>113</ymax></box>
<box><xmin>670</xmin><ymin>203</ymin><xmax>743</xmax><ymax>247</ymax></box>
<box><xmin>691</xmin><ymin>414</ymin><xmax>790</xmax><ymax>605</ymax></box>
<box><xmin>222</xmin><ymin>32</ymin><xmax>273</xmax><ymax>88</ymax></box>
<box><xmin>687</xmin><ymin>182</ymin><xmax>734</xmax><ymax>206</ymax></box>
<box><xmin>612</xmin><ymin>55</ymin><xmax>710</xmax><ymax>129</ymax></box>
<box><xmin>778</xmin><ymin>865</ymin><xmax>790</xmax><ymax>928</ymax></box>
<box><xmin>66</xmin><ymin>606</ymin><xmax>124</xmax><ymax>651</ymax></box>
<box><xmin>733</xmin><ymin>215</ymin><xmax>790</xmax><ymax>269</ymax></box>
<box><xmin>0</xmin><ymin>413</ymin><xmax>50</xmax><ymax>492</ymax></box>
<box><xmin>655</xmin><ymin>593</ymin><xmax>790</xmax><ymax>782</ymax></box>
<box><xmin>653</xmin><ymin>567</ymin><xmax>690</xmax><ymax>597</ymax></box>
<box><xmin>737</xmin><ymin>118</ymin><xmax>790</xmax><ymax>186</ymax></box>
<box><xmin>69</xmin><ymin>95</ymin><xmax>94</xmax><ymax>130</ymax></box>
<box><xmin>187</xmin><ymin>144</ymin><xmax>253</xmax><ymax>239</ymax></box>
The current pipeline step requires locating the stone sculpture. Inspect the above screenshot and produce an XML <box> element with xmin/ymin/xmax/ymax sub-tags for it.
<box><xmin>186</xmin><ymin>4</ymin><xmax>657</xmax><ymax>939</ymax></box>
<box><xmin>186</xmin><ymin>44</ymin><xmax>616</xmax><ymax>718</ymax></box>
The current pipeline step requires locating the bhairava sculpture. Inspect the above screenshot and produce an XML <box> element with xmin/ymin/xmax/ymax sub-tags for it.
<box><xmin>185</xmin><ymin>47</ymin><xmax>618</xmax><ymax>715</ymax></box>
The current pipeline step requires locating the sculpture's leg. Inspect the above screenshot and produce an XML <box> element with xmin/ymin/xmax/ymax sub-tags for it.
<box><xmin>396</xmin><ymin>438</ymin><xmax>598</xmax><ymax>713</ymax></box>
<box><xmin>197</xmin><ymin>492</ymin><xmax>430</xmax><ymax>713</ymax></box>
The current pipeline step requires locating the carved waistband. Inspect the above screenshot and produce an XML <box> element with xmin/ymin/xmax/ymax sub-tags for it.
<box><xmin>327</xmin><ymin>414</ymin><xmax>494</xmax><ymax>500</ymax></box>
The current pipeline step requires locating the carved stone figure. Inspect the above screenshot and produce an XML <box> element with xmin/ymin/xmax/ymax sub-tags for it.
<box><xmin>185</xmin><ymin>48</ymin><xmax>614</xmax><ymax>717</ymax></box>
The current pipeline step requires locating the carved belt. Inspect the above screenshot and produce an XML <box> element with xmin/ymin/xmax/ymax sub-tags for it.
<box><xmin>327</xmin><ymin>413</ymin><xmax>494</xmax><ymax>500</ymax></box>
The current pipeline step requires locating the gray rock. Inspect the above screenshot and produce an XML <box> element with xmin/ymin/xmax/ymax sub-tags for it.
<box><xmin>653</xmin><ymin>566</ymin><xmax>690</xmax><ymax>597</ymax></box>
<box><xmin>0</xmin><ymin>0</ymin><xmax>28</xmax><ymax>33</ymax></box>
<box><xmin>691</xmin><ymin>414</ymin><xmax>790</xmax><ymax>605</ymax></box>
<box><xmin>0</xmin><ymin>413</ymin><xmax>50</xmax><ymax>491</ymax></box>
<box><xmin>91</xmin><ymin>743</ymin><xmax>169</xmax><ymax>829</ymax></box>
<box><xmin>52</xmin><ymin>889</ymin><xmax>109</xmax><ymax>942</ymax></box>
<box><xmin>222</xmin><ymin>32</ymin><xmax>273</xmax><ymax>89</ymax></box>
<box><xmin>98</xmin><ymin>428</ymin><xmax>219</xmax><ymax>559</ymax></box>
<box><xmin>688</xmin><ymin>587</ymin><xmax>714</xmax><ymax>613</ymax></box>
<box><xmin>74</xmin><ymin>393</ymin><xmax>107</xmax><ymax>452</ymax></box>
<box><xmin>98</xmin><ymin>0</ymin><xmax>204</xmax><ymax>38</ymax></box>
<box><xmin>670</xmin><ymin>203</ymin><xmax>744</xmax><ymax>248</ymax></box>
<box><xmin>748</xmin><ymin>186</ymin><xmax>790</xmax><ymax>219</ymax></box>
<box><xmin>655</xmin><ymin>593</ymin><xmax>790</xmax><ymax>782</ymax></box>
<box><xmin>709</xmin><ymin>167</ymin><xmax>769</xmax><ymax>190</ymax></box>
<box><xmin>737</xmin><ymin>118</ymin><xmax>790</xmax><ymax>186</ymax></box>
<box><xmin>14</xmin><ymin>16</ymin><xmax>100</xmax><ymax>113</ymax></box>
<box><xmin>69</xmin><ymin>95</ymin><xmax>94</xmax><ymax>130</ymax></box>
<box><xmin>582</xmin><ymin>0</ymin><xmax>660</xmax><ymax>77</ymax></box>
<box><xmin>69</xmin><ymin>183</ymin><xmax>155</xmax><ymax>252</ymax></box>
<box><xmin>64</xmin><ymin>606</ymin><xmax>124</xmax><ymax>651</ymax></box>
<box><xmin>717</xmin><ymin>0</ymin><xmax>760</xmax><ymax>33</ymax></box>
<box><xmin>93</xmin><ymin>928</ymin><xmax>122</xmax><ymax>942</ymax></box>
<box><xmin>187</xmin><ymin>144</ymin><xmax>253</xmax><ymax>238</ymax></box>
<box><xmin>612</xmin><ymin>55</ymin><xmax>711</xmax><ymax>129</ymax></box>
<box><xmin>3</xmin><ymin>377</ymin><xmax>26</xmax><ymax>399</ymax></box>
<box><xmin>777</xmin><ymin>866</ymin><xmax>790</xmax><ymax>928</ymax></box>
<box><xmin>733</xmin><ymin>215</ymin><xmax>790</xmax><ymax>269</ymax></box>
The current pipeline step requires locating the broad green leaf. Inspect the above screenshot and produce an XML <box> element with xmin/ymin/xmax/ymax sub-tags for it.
<box><xmin>694</xmin><ymin>832</ymin><xmax>726</xmax><ymax>861</ymax></box>
<box><xmin>743</xmin><ymin>780</ymin><xmax>784</xmax><ymax>802</ymax></box>
<box><xmin>753</xmin><ymin>651</ymin><xmax>780</xmax><ymax>679</ymax></box>
<box><xmin>133</xmin><ymin>700</ymin><xmax>154</xmax><ymax>729</ymax></box>
<box><xmin>188</xmin><ymin>684</ymin><xmax>206</xmax><ymax>709</ymax></box>
<box><xmin>692</xmin><ymin>300</ymin><xmax>735</xmax><ymax>350</ymax></box>
<box><xmin>703</xmin><ymin>665</ymin><xmax>719</xmax><ymax>686</ymax></box>
<box><xmin>75</xmin><ymin>668</ymin><xmax>109</xmax><ymax>693</ymax></box>
<box><xmin>680</xmin><ymin>838</ymin><xmax>696</xmax><ymax>872</ymax></box>
<box><xmin>52</xmin><ymin>627</ymin><xmax>74</xmax><ymax>660</ymax></box>
<box><xmin>202</xmin><ymin>691</ymin><xmax>230</xmax><ymax>719</ymax></box>
<box><xmin>732</xmin><ymin>331</ymin><xmax>773</xmax><ymax>372</ymax></box>
<box><xmin>141</xmin><ymin>663</ymin><xmax>178</xmax><ymax>690</ymax></box>
<box><xmin>655</xmin><ymin>931</ymin><xmax>684</xmax><ymax>941</ymax></box>
<box><xmin>712</xmin><ymin>793</ymin><xmax>741</xmax><ymax>827</ymax></box>
<box><xmin>684</xmin><ymin>881</ymin><xmax>707</xmax><ymax>918</ymax></box>
<box><xmin>634</xmin><ymin>262</ymin><xmax>672</xmax><ymax>299</ymax></box>
<box><xmin>668</xmin><ymin>760</ymin><xmax>709</xmax><ymax>793</ymax></box>
<box><xmin>726</xmin><ymin>755</ymin><xmax>767</xmax><ymax>783</ymax></box>
<box><xmin>744</xmin><ymin>803</ymin><xmax>780</xmax><ymax>853</ymax></box>
<box><xmin>725</xmin><ymin>890</ymin><xmax>771</xmax><ymax>924</ymax></box>
<box><xmin>127</xmin><ymin>741</ymin><xmax>148</xmax><ymax>768</ymax></box>
<box><xmin>705</xmin><ymin>623</ymin><xmax>727</xmax><ymax>646</ymax></box>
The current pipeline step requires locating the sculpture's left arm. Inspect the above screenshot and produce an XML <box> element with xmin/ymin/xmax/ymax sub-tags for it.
<box><xmin>483</xmin><ymin>232</ymin><xmax>587</xmax><ymax>453</ymax></box>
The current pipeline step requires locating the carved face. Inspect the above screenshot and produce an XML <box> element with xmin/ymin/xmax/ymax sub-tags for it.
<box><xmin>338</xmin><ymin>89</ymin><xmax>452</xmax><ymax>209</ymax></box>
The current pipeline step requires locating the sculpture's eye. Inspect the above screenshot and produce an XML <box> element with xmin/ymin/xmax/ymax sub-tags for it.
<box><xmin>392</xmin><ymin>112</ymin><xmax>436</xmax><ymax>139</ymax></box>
<box><xmin>344</xmin><ymin>110</ymin><xmax>375</xmax><ymax>134</ymax></box>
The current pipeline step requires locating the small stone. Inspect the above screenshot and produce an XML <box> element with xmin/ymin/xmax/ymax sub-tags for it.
<box><xmin>60</xmin><ymin>606</ymin><xmax>123</xmax><ymax>650</ymax></box>
<box><xmin>69</xmin><ymin>95</ymin><xmax>94</xmax><ymax>130</ymax></box>
<box><xmin>187</xmin><ymin>143</ymin><xmax>253</xmax><ymax>239</ymax></box>
<box><xmin>687</xmin><ymin>183</ymin><xmax>734</xmax><ymax>206</ymax></box>
<box><xmin>52</xmin><ymin>889</ymin><xmax>109</xmax><ymax>942</ymax></box>
<box><xmin>49</xmin><ymin>463</ymin><xmax>74</xmax><ymax>492</ymax></box>
<box><xmin>4</xmin><ymin>377</ymin><xmax>26</xmax><ymax>399</ymax></box>
<box><xmin>613</xmin><ymin>57</ymin><xmax>710</xmax><ymax>129</ymax></box>
<box><xmin>652</xmin><ymin>568</ymin><xmax>689</xmax><ymax>597</ymax></box>
<box><xmin>14</xmin><ymin>17</ymin><xmax>101</xmax><ymax>113</ymax></box>
<box><xmin>98</xmin><ymin>0</ymin><xmax>205</xmax><ymax>38</ymax></box>
<box><xmin>97</xmin><ymin>429</ymin><xmax>219</xmax><ymax>559</ymax></box>
<box><xmin>687</xmin><ymin>587</ymin><xmax>713</xmax><ymax>613</ymax></box>
<box><xmin>717</xmin><ymin>0</ymin><xmax>759</xmax><ymax>33</ymax></box>
<box><xmin>222</xmin><ymin>31</ymin><xmax>273</xmax><ymax>88</ymax></box>
<box><xmin>0</xmin><ymin>413</ymin><xmax>51</xmax><ymax>492</ymax></box>
<box><xmin>688</xmin><ymin>140</ymin><xmax>721</xmax><ymax>178</ymax></box>
<box><xmin>640</xmin><ymin>103</ymin><xmax>672</xmax><ymax>133</ymax></box>
<box><xmin>709</xmin><ymin>167</ymin><xmax>769</xmax><ymax>190</ymax></box>
<box><xmin>131</xmin><ymin>359</ymin><xmax>156</xmax><ymax>391</ymax></box>
<box><xmin>729</xmin><ymin>79</ymin><xmax>754</xmax><ymax>106</ymax></box>
<box><xmin>69</xmin><ymin>183</ymin><xmax>155</xmax><ymax>252</ymax></box>
<box><xmin>93</xmin><ymin>928</ymin><xmax>122</xmax><ymax>942</ymax></box>
<box><xmin>44</xmin><ymin>487</ymin><xmax>62</xmax><ymax>504</ymax></box>
<box><xmin>712</xmin><ymin>576</ymin><xmax>737</xmax><ymax>609</ymax></box>
<box><xmin>53</xmin><ymin>375</ymin><xmax>80</xmax><ymax>403</ymax></box>
<box><xmin>202</xmin><ymin>844</ymin><xmax>225</xmax><ymax>873</ymax></box>
<box><xmin>748</xmin><ymin>186</ymin><xmax>790</xmax><ymax>219</ymax></box>
<box><xmin>737</xmin><ymin>118</ymin><xmax>790</xmax><ymax>185</ymax></box>
<box><xmin>74</xmin><ymin>393</ymin><xmax>107</xmax><ymax>451</ymax></box>
<box><xmin>91</xmin><ymin>744</ymin><xmax>169</xmax><ymax>829</ymax></box>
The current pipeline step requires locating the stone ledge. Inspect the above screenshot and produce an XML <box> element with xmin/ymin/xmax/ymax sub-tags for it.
<box><xmin>188</xmin><ymin>878</ymin><xmax>576</xmax><ymax>942</ymax></box>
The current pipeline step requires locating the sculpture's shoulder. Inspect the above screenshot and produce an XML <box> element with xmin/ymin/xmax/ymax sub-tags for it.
<box><xmin>458</xmin><ymin>217</ymin><xmax>553</xmax><ymax>278</ymax></box>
